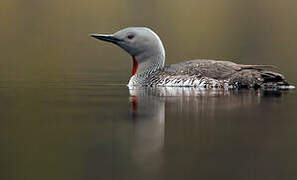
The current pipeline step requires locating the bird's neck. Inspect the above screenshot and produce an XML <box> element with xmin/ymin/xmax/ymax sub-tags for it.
<box><xmin>128</xmin><ymin>54</ymin><xmax>165</xmax><ymax>86</ymax></box>
<box><xmin>136</xmin><ymin>55</ymin><xmax>164</xmax><ymax>74</ymax></box>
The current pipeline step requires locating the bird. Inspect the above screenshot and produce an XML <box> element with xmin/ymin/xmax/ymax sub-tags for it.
<box><xmin>91</xmin><ymin>27</ymin><xmax>294</xmax><ymax>89</ymax></box>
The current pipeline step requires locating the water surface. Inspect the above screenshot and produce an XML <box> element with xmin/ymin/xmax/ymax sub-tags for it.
<box><xmin>0</xmin><ymin>72</ymin><xmax>296</xmax><ymax>180</ymax></box>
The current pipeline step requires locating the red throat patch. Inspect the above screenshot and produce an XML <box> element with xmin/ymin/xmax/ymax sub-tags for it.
<box><xmin>131</xmin><ymin>56</ymin><xmax>138</xmax><ymax>76</ymax></box>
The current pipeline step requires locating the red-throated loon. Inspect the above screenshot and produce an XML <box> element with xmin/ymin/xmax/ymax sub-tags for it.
<box><xmin>91</xmin><ymin>27</ymin><xmax>294</xmax><ymax>89</ymax></box>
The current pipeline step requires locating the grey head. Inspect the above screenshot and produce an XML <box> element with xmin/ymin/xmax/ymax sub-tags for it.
<box><xmin>91</xmin><ymin>27</ymin><xmax>165</xmax><ymax>75</ymax></box>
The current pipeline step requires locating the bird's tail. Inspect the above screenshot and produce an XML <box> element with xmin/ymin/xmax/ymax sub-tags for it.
<box><xmin>259</xmin><ymin>70</ymin><xmax>295</xmax><ymax>89</ymax></box>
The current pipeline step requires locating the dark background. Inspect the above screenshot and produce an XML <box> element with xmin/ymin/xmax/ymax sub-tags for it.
<box><xmin>1</xmin><ymin>0</ymin><xmax>296</xmax><ymax>83</ymax></box>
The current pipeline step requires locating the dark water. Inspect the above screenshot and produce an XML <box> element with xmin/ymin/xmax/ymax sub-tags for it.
<box><xmin>0</xmin><ymin>72</ymin><xmax>297</xmax><ymax>180</ymax></box>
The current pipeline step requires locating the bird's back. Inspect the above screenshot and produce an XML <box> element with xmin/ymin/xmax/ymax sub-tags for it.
<box><xmin>146</xmin><ymin>59</ymin><xmax>292</xmax><ymax>89</ymax></box>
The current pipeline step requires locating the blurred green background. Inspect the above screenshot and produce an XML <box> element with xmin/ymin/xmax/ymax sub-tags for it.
<box><xmin>0</xmin><ymin>0</ymin><xmax>296</xmax><ymax>83</ymax></box>
<box><xmin>0</xmin><ymin>0</ymin><xmax>297</xmax><ymax>180</ymax></box>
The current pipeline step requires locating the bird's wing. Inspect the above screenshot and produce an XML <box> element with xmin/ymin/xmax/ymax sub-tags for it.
<box><xmin>163</xmin><ymin>59</ymin><xmax>243</xmax><ymax>79</ymax></box>
<box><xmin>162</xmin><ymin>59</ymin><xmax>287</xmax><ymax>87</ymax></box>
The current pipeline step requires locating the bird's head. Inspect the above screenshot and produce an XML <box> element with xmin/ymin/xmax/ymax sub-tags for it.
<box><xmin>90</xmin><ymin>27</ymin><xmax>165</xmax><ymax>65</ymax></box>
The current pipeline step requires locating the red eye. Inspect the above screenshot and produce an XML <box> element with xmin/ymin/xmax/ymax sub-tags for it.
<box><xmin>128</xmin><ymin>35</ymin><xmax>134</xmax><ymax>39</ymax></box>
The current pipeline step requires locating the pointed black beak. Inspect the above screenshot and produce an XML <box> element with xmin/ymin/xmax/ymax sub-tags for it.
<box><xmin>90</xmin><ymin>34</ymin><xmax>121</xmax><ymax>44</ymax></box>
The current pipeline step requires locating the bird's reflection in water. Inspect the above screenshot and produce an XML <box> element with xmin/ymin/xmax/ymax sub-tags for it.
<box><xmin>128</xmin><ymin>87</ymin><xmax>284</xmax><ymax>178</ymax></box>
<box><xmin>128</xmin><ymin>87</ymin><xmax>281</xmax><ymax>120</ymax></box>
<box><xmin>129</xmin><ymin>87</ymin><xmax>284</xmax><ymax>117</ymax></box>
<box><xmin>128</xmin><ymin>88</ymin><xmax>165</xmax><ymax>175</ymax></box>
